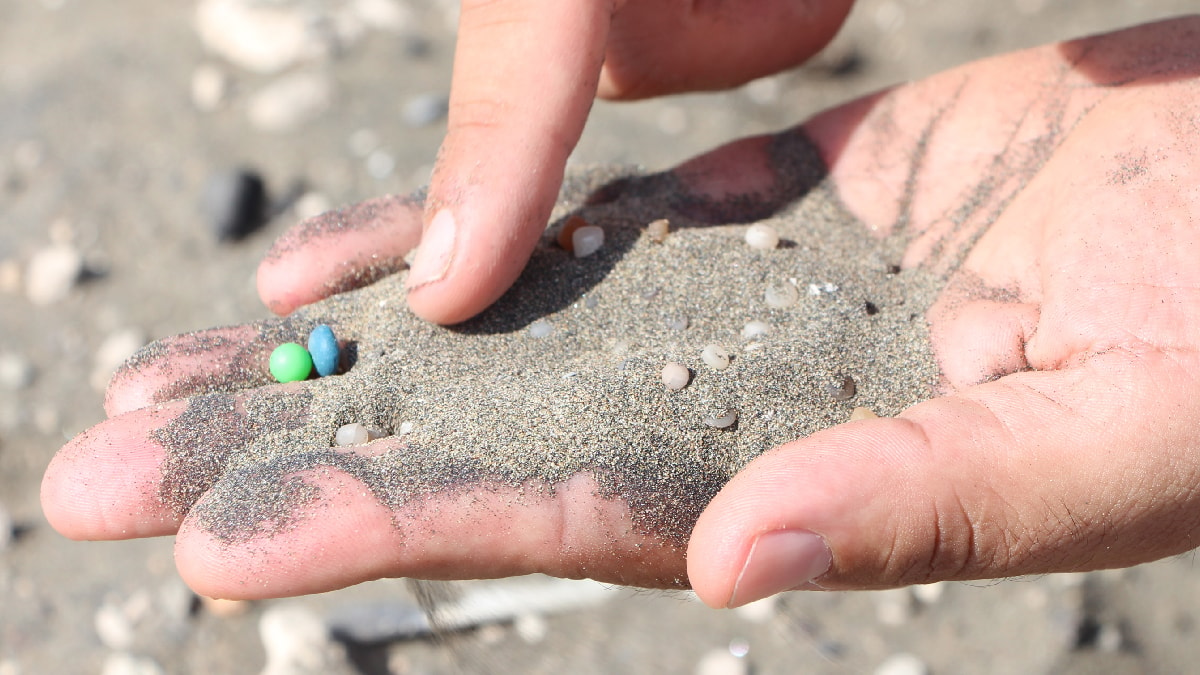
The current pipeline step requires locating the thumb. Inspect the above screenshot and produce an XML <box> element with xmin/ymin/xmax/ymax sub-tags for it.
<box><xmin>687</xmin><ymin>356</ymin><xmax>1200</xmax><ymax>607</ymax></box>
<box><xmin>405</xmin><ymin>0</ymin><xmax>611</xmax><ymax>325</ymax></box>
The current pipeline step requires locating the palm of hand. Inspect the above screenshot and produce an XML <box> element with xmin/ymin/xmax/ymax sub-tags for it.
<box><xmin>42</xmin><ymin>19</ymin><xmax>1200</xmax><ymax>606</ymax></box>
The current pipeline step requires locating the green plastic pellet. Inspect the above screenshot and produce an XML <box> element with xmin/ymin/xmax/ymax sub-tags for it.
<box><xmin>270</xmin><ymin>342</ymin><xmax>313</xmax><ymax>383</ymax></box>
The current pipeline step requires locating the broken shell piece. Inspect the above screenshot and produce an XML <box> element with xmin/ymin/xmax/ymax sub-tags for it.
<box><xmin>849</xmin><ymin>407</ymin><xmax>878</xmax><ymax>422</ymax></box>
<box><xmin>335</xmin><ymin>423</ymin><xmax>384</xmax><ymax>447</ymax></box>
<box><xmin>704</xmin><ymin>409</ymin><xmax>738</xmax><ymax>429</ymax></box>
<box><xmin>646</xmin><ymin>218</ymin><xmax>670</xmax><ymax>243</ymax></box>
<box><xmin>572</xmin><ymin>225</ymin><xmax>605</xmax><ymax>258</ymax></box>
<box><xmin>661</xmin><ymin>362</ymin><xmax>690</xmax><ymax>390</ymax></box>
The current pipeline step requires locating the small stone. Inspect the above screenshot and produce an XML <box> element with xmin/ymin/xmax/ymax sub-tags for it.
<box><xmin>528</xmin><ymin>320</ymin><xmax>553</xmax><ymax>338</ymax></box>
<box><xmin>402</xmin><ymin>93</ymin><xmax>449</xmax><ymax>127</ymax></box>
<box><xmin>334</xmin><ymin>423</ymin><xmax>382</xmax><ymax>447</ymax></box>
<box><xmin>704</xmin><ymin>409</ymin><xmax>738</xmax><ymax>429</ymax></box>
<box><xmin>733</xmin><ymin>595</ymin><xmax>778</xmax><ymax>623</ymax></box>
<box><xmin>260</xmin><ymin>604</ymin><xmax>346</xmax><ymax>675</ymax></box>
<box><xmin>874</xmin><ymin>653</ymin><xmax>929</xmax><ymax>675</ymax></box>
<box><xmin>366</xmin><ymin>150</ymin><xmax>396</xmax><ymax>179</ymax></box>
<box><xmin>744</xmin><ymin>223</ymin><xmax>780</xmax><ymax>250</ymax></box>
<box><xmin>695</xmin><ymin>647</ymin><xmax>748</xmax><ymax>675</ymax></box>
<box><xmin>195</xmin><ymin>0</ymin><xmax>313</xmax><ymax>74</ymax></box>
<box><xmin>247</xmin><ymin>72</ymin><xmax>332</xmax><ymax>133</ymax></box>
<box><xmin>764</xmin><ymin>280</ymin><xmax>799</xmax><ymax>309</ymax></box>
<box><xmin>293</xmin><ymin>192</ymin><xmax>332</xmax><ymax>220</ymax></box>
<box><xmin>95</xmin><ymin>602</ymin><xmax>135</xmax><ymax>650</ymax></box>
<box><xmin>0</xmin><ymin>258</ymin><xmax>21</xmax><ymax>294</ymax></box>
<box><xmin>25</xmin><ymin>244</ymin><xmax>83</xmax><ymax>305</ymax></box>
<box><xmin>828</xmin><ymin>374</ymin><xmax>857</xmax><ymax>401</ymax></box>
<box><xmin>307</xmin><ymin>324</ymin><xmax>340</xmax><ymax>377</ymax></box>
<box><xmin>201</xmin><ymin>596</ymin><xmax>250</xmax><ymax>618</ymax></box>
<box><xmin>741</xmin><ymin>320</ymin><xmax>769</xmax><ymax>340</ymax></box>
<box><xmin>352</xmin><ymin>0</ymin><xmax>413</xmax><ymax>32</ymax></box>
<box><xmin>572</xmin><ymin>225</ymin><xmax>605</xmax><ymax>258</ymax></box>
<box><xmin>201</xmin><ymin>168</ymin><xmax>269</xmax><ymax>242</ymax></box>
<box><xmin>91</xmin><ymin>328</ymin><xmax>148</xmax><ymax>391</ymax></box>
<box><xmin>873</xmin><ymin>588</ymin><xmax>914</xmax><ymax>626</ymax></box>
<box><xmin>646</xmin><ymin>218</ymin><xmax>670</xmax><ymax>243</ymax></box>
<box><xmin>911</xmin><ymin>581</ymin><xmax>945</xmax><ymax>604</ymax></box>
<box><xmin>0</xmin><ymin>353</ymin><xmax>35</xmax><ymax>390</ymax></box>
<box><xmin>556</xmin><ymin>215</ymin><xmax>589</xmax><ymax>251</ymax></box>
<box><xmin>661</xmin><ymin>362</ymin><xmax>690</xmax><ymax>390</ymax></box>
<box><xmin>270</xmin><ymin>343</ymin><xmax>313</xmax><ymax>383</ymax></box>
<box><xmin>191</xmin><ymin>63</ymin><xmax>228</xmax><ymax>111</ymax></box>
<box><xmin>101</xmin><ymin>652</ymin><xmax>165</xmax><ymax>675</ymax></box>
<box><xmin>849</xmin><ymin>406</ymin><xmax>878</xmax><ymax>422</ymax></box>
<box><xmin>700</xmin><ymin>345</ymin><xmax>731</xmax><ymax>371</ymax></box>
<box><xmin>513</xmin><ymin>613</ymin><xmax>547</xmax><ymax>644</ymax></box>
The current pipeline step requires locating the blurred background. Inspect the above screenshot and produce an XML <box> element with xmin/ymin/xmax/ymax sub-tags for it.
<box><xmin>2</xmin><ymin>1</ymin><xmax>1199</xmax><ymax>673</ymax></box>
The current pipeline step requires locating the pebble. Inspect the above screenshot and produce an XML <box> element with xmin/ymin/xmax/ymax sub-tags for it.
<box><xmin>201</xmin><ymin>596</ymin><xmax>250</xmax><ymax>618</ymax></box>
<box><xmin>352</xmin><ymin>0</ymin><xmax>413</xmax><ymax>32</ymax></box>
<box><xmin>572</xmin><ymin>225</ymin><xmax>605</xmax><ymax>258</ymax></box>
<box><xmin>307</xmin><ymin>324</ymin><xmax>340</xmax><ymax>377</ymax></box>
<box><xmin>365</xmin><ymin>150</ymin><xmax>396</xmax><ymax>179</ymax></box>
<box><xmin>91</xmin><ymin>328</ymin><xmax>147</xmax><ymax>391</ymax></box>
<box><xmin>270</xmin><ymin>343</ymin><xmax>313</xmax><ymax>383</ymax></box>
<box><xmin>195</xmin><ymin>0</ymin><xmax>314</xmax><ymax>74</ymax></box>
<box><xmin>849</xmin><ymin>406</ymin><xmax>879</xmax><ymax>422</ymax></box>
<box><xmin>556</xmin><ymin>215</ymin><xmax>589</xmax><ymax>251</ymax></box>
<box><xmin>874</xmin><ymin>588</ymin><xmax>914</xmax><ymax>626</ymax></box>
<box><xmin>764</xmin><ymin>280</ymin><xmax>799</xmax><ymax>309</ymax></box>
<box><xmin>703</xmin><ymin>409</ymin><xmax>738</xmax><ymax>429</ymax></box>
<box><xmin>695</xmin><ymin>647</ymin><xmax>749</xmax><ymax>675</ymax></box>
<box><xmin>741</xmin><ymin>320</ymin><xmax>769</xmax><ymax>340</ymax></box>
<box><xmin>25</xmin><ymin>244</ymin><xmax>83</xmax><ymax>305</ymax></box>
<box><xmin>201</xmin><ymin>168</ymin><xmax>268</xmax><ymax>242</ymax></box>
<box><xmin>528</xmin><ymin>320</ymin><xmax>554</xmax><ymax>338</ymax></box>
<box><xmin>334</xmin><ymin>423</ymin><xmax>383</xmax><ymax>446</ymax></box>
<box><xmin>247</xmin><ymin>72</ymin><xmax>332</xmax><ymax>133</ymax></box>
<box><xmin>0</xmin><ymin>258</ymin><xmax>20</xmax><ymax>294</ymax></box>
<box><xmin>661</xmin><ymin>362</ymin><xmax>691</xmax><ymax>390</ymax></box>
<box><xmin>646</xmin><ymin>218</ymin><xmax>670</xmax><ymax>243</ymax></box>
<box><xmin>259</xmin><ymin>604</ymin><xmax>347</xmax><ymax>675</ymax></box>
<box><xmin>513</xmin><ymin>613</ymin><xmax>547</xmax><ymax>644</ymax></box>
<box><xmin>401</xmin><ymin>93</ymin><xmax>449</xmax><ymax>127</ymax></box>
<box><xmin>911</xmin><ymin>581</ymin><xmax>945</xmax><ymax>604</ymax></box>
<box><xmin>874</xmin><ymin>653</ymin><xmax>929</xmax><ymax>675</ymax></box>
<box><xmin>700</xmin><ymin>345</ymin><xmax>731</xmax><ymax>371</ymax></box>
<box><xmin>733</xmin><ymin>595</ymin><xmax>778</xmax><ymax>623</ymax></box>
<box><xmin>293</xmin><ymin>192</ymin><xmax>333</xmax><ymax>221</ymax></box>
<box><xmin>0</xmin><ymin>352</ymin><xmax>35</xmax><ymax>390</ymax></box>
<box><xmin>828</xmin><ymin>374</ymin><xmax>857</xmax><ymax>401</ymax></box>
<box><xmin>191</xmin><ymin>63</ymin><xmax>228</xmax><ymax>111</ymax></box>
<box><xmin>94</xmin><ymin>602</ymin><xmax>136</xmax><ymax>650</ymax></box>
<box><xmin>744</xmin><ymin>223</ymin><xmax>780</xmax><ymax>250</ymax></box>
<box><xmin>101</xmin><ymin>652</ymin><xmax>165</xmax><ymax>675</ymax></box>
<box><xmin>0</xmin><ymin>501</ymin><xmax>13</xmax><ymax>552</ymax></box>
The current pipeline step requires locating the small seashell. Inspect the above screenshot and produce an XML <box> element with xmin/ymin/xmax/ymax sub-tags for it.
<box><xmin>646</xmin><ymin>218</ymin><xmax>670</xmax><ymax>243</ymax></box>
<box><xmin>307</xmin><ymin>324</ymin><xmax>339</xmax><ymax>377</ymax></box>
<box><xmin>744</xmin><ymin>223</ymin><xmax>780</xmax><ymax>250</ymax></box>
<box><xmin>764</xmin><ymin>280</ymin><xmax>799</xmax><ymax>309</ymax></box>
<box><xmin>704</xmin><ymin>409</ymin><xmax>738</xmax><ymax>429</ymax></box>
<box><xmin>555</xmin><ymin>215</ymin><xmax>589</xmax><ymax>251</ymax></box>
<box><xmin>741</xmin><ymin>320</ymin><xmax>770</xmax><ymax>340</ymax></box>
<box><xmin>572</xmin><ymin>225</ymin><xmax>605</xmax><ymax>258</ymax></box>
<box><xmin>335</xmin><ymin>423</ymin><xmax>383</xmax><ymax>446</ymax></box>
<box><xmin>849</xmin><ymin>407</ymin><xmax>878</xmax><ymax>422</ymax></box>
<box><xmin>661</xmin><ymin>362</ymin><xmax>690</xmax><ymax>390</ymax></box>
<box><xmin>700</xmin><ymin>345</ymin><xmax>731</xmax><ymax>371</ymax></box>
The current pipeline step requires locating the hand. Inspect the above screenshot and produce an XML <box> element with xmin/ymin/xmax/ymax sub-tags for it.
<box><xmin>42</xmin><ymin>18</ymin><xmax>1200</xmax><ymax>607</ymax></box>
<box><xmin>256</xmin><ymin>0</ymin><xmax>855</xmax><ymax>325</ymax></box>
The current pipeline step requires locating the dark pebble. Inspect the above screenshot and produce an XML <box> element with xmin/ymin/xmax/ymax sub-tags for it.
<box><xmin>201</xmin><ymin>168</ymin><xmax>269</xmax><ymax>242</ymax></box>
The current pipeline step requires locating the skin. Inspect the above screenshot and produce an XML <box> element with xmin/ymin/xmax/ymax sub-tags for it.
<box><xmin>42</xmin><ymin>16</ymin><xmax>1200</xmax><ymax>607</ymax></box>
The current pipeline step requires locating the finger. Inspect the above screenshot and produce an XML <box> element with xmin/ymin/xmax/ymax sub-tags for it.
<box><xmin>599</xmin><ymin>0</ymin><xmax>854</xmax><ymax>99</ymax></box>
<box><xmin>105</xmin><ymin>318</ymin><xmax>320</xmax><ymax>416</ymax></box>
<box><xmin>258</xmin><ymin>195</ymin><xmax>421</xmax><ymax>316</ymax></box>
<box><xmin>405</xmin><ymin>0</ymin><xmax>611</xmax><ymax>324</ymax></box>
<box><xmin>42</xmin><ymin>401</ymin><xmax>189</xmax><ymax>539</ymax></box>
<box><xmin>175</xmin><ymin>464</ymin><xmax>686</xmax><ymax>599</ymax></box>
<box><xmin>688</xmin><ymin>350</ymin><xmax>1200</xmax><ymax>607</ymax></box>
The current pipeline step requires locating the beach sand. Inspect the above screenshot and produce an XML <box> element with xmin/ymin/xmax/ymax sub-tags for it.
<box><xmin>146</xmin><ymin>130</ymin><xmax>944</xmax><ymax>562</ymax></box>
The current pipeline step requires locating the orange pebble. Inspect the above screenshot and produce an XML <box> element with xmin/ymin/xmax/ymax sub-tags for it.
<box><xmin>556</xmin><ymin>215</ymin><xmax>590</xmax><ymax>252</ymax></box>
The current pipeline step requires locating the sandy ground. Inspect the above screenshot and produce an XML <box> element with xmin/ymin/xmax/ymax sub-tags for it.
<box><xmin>3</xmin><ymin>1</ymin><xmax>1200</xmax><ymax>673</ymax></box>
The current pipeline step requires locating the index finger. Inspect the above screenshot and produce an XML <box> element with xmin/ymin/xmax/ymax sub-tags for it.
<box><xmin>405</xmin><ymin>0</ymin><xmax>615</xmax><ymax>324</ymax></box>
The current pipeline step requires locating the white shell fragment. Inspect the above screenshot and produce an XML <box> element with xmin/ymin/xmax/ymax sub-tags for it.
<box><xmin>646</xmin><ymin>218</ymin><xmax>670</xmax><ymax>243</ymax></box>
<box><xmin>741</xmin><ymin>320</ymin><xmax>770</xmax><ymax>340</ymax></box>
<box><xmin>335</xmin><ymin>423</ymin><xmax>384</xmax><ymax>446</ymax></box>
<box><xmin>744</xmin><ymin>223</ymin><xmax>780</xmax><ymax>250</ymax></box>
<box><xmin>704</xmin><ymin>409</ymin><xmax>738</xmax><ymax>429</ymax></box>
<box><xmin>701</xmin><ymin>345</ymin><xmax>731</xmax><ymax>371</ymax></box>
<box><xmin>764</xmin><ymin>280</ymin><xmax>799</xmax><ymax>309</ymax></box>
<box><xmin>572</xmin><ymin>225</ymin><xmax>605</xmax><ymax>258</ymax></box>
<box><xmin>661</xmin><ymin>362</ymin><xmax>690</xmax><ymax>390</ymax></box>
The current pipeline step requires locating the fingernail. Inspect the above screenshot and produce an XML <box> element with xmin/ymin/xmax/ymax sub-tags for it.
<box><xmin>727</xmin><ymin>530</ymin><xmax>832</xmax><ymax>608</ymax></box>
<box><xmin>406</xmin><ymin>209</ymin><xmax>457</xmax><ymax>289</ymax></box>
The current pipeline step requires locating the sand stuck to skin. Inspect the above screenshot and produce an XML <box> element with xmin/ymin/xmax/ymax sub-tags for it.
<box><xmin>149</xmin><ymin>131</ymin><xmax>943</xmax><ymax>558</ymax></box>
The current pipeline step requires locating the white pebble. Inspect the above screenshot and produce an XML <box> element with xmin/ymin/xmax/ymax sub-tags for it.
<box><xmin>572</xmin><ymin>225</ymin><xmax>605</xmax><ymax>258</ymax></box>
<box><xmin>661</xmin><ymin>362</ymin><xmax>690</xmax><ymax>390</ymax></box>
<box><xmin>91</xmin><ymin>328</ymin><xmax>148</xmax><ymax>391</ymax></box>
<box><xmin>102</xmin><ymin>652</ymin><xmax>164</xmax><ymax>675</ymax></box>
<box><xmin>293</xmin><ymin>192</ymin><xmax>332</xmax><ymax>221</ymax></box>
<box><xmin>194</xmin><ymin>0</ymin><xmax>313</xmax><ymax>74</ymax></box>
<box><xmin>741</xmin><ymin>321</ymin><xmax>770</xmax><ymax>340</ymax></box>
<box><xmin>397</xmin><ymin>421</ymin><xmax>415</xmax><ymax>435</ymax></box>
<box><xmin>94</xmin><ymin>603</ymin><xmax>135</xmax><ymax>650</ymax></box>
<box><xmin>0</xmin><ymin>258</ymin><xmax>21</xmax><ymax>294</ymax></box>
<box><xmin>744</xmin><ymin>224</ymin><xmax>780</xmax><ymax>250</ymax></box>
<box><xmin>25</xmin><ymin>244</ymin><xmax>83</xmax><ymax>305</ymax></box>
<box><xmin>0</xmin><ymin>353</ymin><xmax>35</xmax><ymax>390</ymax></box>
<box><xmin>873</xmin><ymin>588</ymin><xmax>914</xmax><ymax>626</ymax></box>
<box><xmin>334</xmin><ymin>423</ymin><xmax>382</xmax><ymax>446</ymax></box>
<box><xmin>695</xmin><ymin>647</ymin><xmax>748</xmax><ymax>675</ymax></box>
<box><xmin>260</xmin><ymin>604</ymin><xmax>346</xmax><ymax>675</ymax></box>
<box><xmin>191</xmin><ymin>63</ymin><xmax>228</xmax><ymax>111</ymax></box>
<box><xmin>911</xmin><ymin>581</ymin><xmax>945</xmax><ymax>604</ymax></box>
<box><xmin>874</xmin><ymin>653</ymin><xmax>929</xmax><ymax>675</ymax></box>
<box><xmin>514</xmin><ymin>613</ymin><xmax>548</xmax><ymax>644</ymax></box>
<box><xmin>764</xmin><ymin>280</ymin><xmax>799</xmax><ymax>309</ymax></box>
<box><xmin>704</xmin><ymin>409</ymin><xmax>738</xmax><ymax>429</ymax></box>
<box><xmin>247</xmin><ymin>72</ymin><xmax>332</xmax><ymax>133</ymax></box>
<box><xmin>849</xmin><ymin>407</ymin><xmax>879</xmax><ymax>422</ymax></box>
<box><xmin>402</xmin><ymin>93</ymin><xmax>449</xmax><ymax>127</ymax></box>
<box><xmin>733</xmin><ymin>595</ymin><xmax>778</xmax><ymax>623</ymax></box>
<box><xmin>700</xmin><ymin>345</ymin><xmax>731</xmax><ymax>371</ymax></box>
<box><xmin>528</xmin><ymin>320</ymin><xmax>554</xmax><ymax>338</ymax></box>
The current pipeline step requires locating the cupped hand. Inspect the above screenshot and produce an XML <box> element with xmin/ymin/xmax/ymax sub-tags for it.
<box><xmin>258</xmin><ymin>0</ymin><xmax>855</xmax><ymax>324</ymax></box>
<box><xmin>43</xmin><ymin>18</ymin><xmax>1200</xmax><ymax>607</ymax></box>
